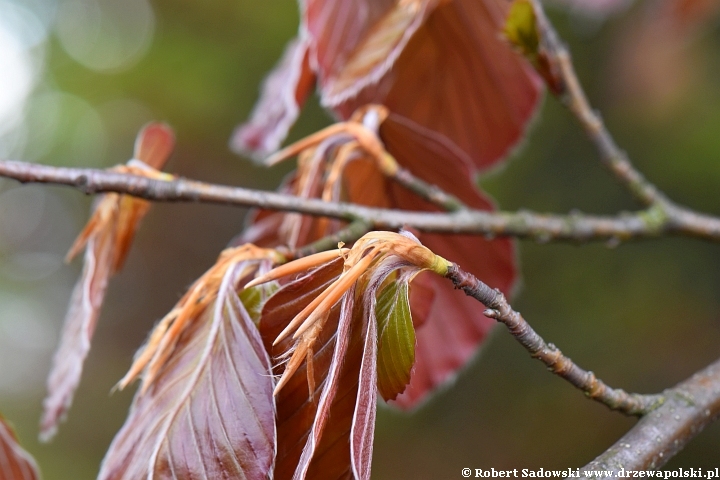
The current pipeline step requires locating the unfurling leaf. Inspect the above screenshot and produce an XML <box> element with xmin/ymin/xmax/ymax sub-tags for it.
<box><xmin>376</xmin><ymin>118</ymin><xmax>517</xmax><ymax>409</ymax></box>
<box><xmin>117</xmin><ymin>244</ymin><xmax>282</xmax><ymax>391</ymax></box>
<box><xmin>318</xmin><ymin>0</ymin><xmax>433</xmax><ymax>106</ymax></box>
<box><xmin>98</xmin><ymin>261</ymin><xmax>276</xmax><ymax>480</ymax></box>
<box><xmin>0</xmin><ymin>415</ymin><xmax>41</xmax><ymax>480</ymax></box>
<box><xmin>252</xmin><ymin>231</ymin><xmax>446</xmax><ymax>480</ymax></box>
<box><xmin>375</xmin><ymin>281</ymin><xmax>415</xmax><ymax>401</ymax></box>
<box><xmin>240</xmin><ymin>282</ymin><xmax>280</xmax><ymax>326</ymax></box>
<box><xmin>237</xmin><ymin>0</ymin><xmax>542</xmax><ymax>173</ymax></box>
<box><xmin>41</xmin><ymin>123</ymin><xmax>175</xmax><ymax>441</ymax></box>
<box><xmin>504</xmin><ymin>0</ymin><xmax>540</xmax><ymax>57</ymax></box>
<box><xmin>239</xmin><ymin>110</ymin><xmax>517</xmax><ymax>411</ymax></box>
<box><xmin>503</xmin><ymin>0</ymin><xmax>566</xmax><ymax>95</ymax></box>
<box><xmin>259</xmin><ymin>257</ymin><xmax>360</xmax><ymax>480</ymax></box>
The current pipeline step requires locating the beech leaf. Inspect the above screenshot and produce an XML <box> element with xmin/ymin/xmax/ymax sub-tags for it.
<box><xmin>351</xmin><ymin>294</ymin><xmax>377</xmax><ymax>480</ymax></box>
<box><xmin>504</xmin><ymin>0</ymin><xmax>540</xmax><ymax>58</ymax></box>
<box><xmin>259</xmin><ymin>258</ymin><xmax>367</xmax><ymax>480</ymax></box>
<box><xmin>231</xmin><ymin>35</ymin><xmax>315</xmax><ymax>160</ymax></box>
<box><xmin>0</xmin><ymin>415</ymin><xmax>41</xmax><ymax>480</ymax></box>
<box><xmin>333</xmin><ymin>0</ymin><xmax>543</xmax><ymax>171</ymax></box>
<box><xmin>40</xmin><ymin>123</ymin><xmax>175</xmax><ymax>441</ymax></box>
<box><xmin>98</xmin><ymin>263</ymin><xmax>275</xmax><ymax>480</ymax></box>
<box><xmin>240</xmin><ymin>283</ymin><xmax>279</xmax><ymax>326</ymax></box>
<box><xmin>375</xmin><ymin>281</ymin><xmax>415</xmax><ymax>401</ymax></box>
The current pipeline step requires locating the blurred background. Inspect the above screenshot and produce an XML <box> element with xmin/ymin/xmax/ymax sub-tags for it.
<box><xmin>0</xmin><ymin>0</ymin><xmax>719</xmax><ymax>478</ymax></box>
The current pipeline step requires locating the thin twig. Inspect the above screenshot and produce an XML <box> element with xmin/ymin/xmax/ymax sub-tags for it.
<box><xmin>292</xmin><ymin>219</ymin><xmax>372</xmax><ymax>258</ymax></box>
<box><xmin>581</xmin><ymin>356</ymin><xmax>720</xmax><ymax>475</ymax></box>
<box><xmin>3</xmin><ymin>159</ymin><xmax>720</xmax><ymax>243</ymax></box>
<box><xmin>445</xmin><ymin>263</ymin><xmax>663</xmax><ymax>416</ymax></box>
<box><xmin>390</xmin><ymin>165</ymin><xmax>466</xmax><ymax>212</ymax></box>
<box><xmin>532</xmin><ymin>1</ymin><xmax>670</xmax><ymax>208</ymax></box>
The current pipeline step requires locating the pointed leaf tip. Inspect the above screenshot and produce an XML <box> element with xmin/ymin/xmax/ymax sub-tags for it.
<box><xmin>133</xmin><ymin>122</ymin><xmax>176</xmax><ymax>170</ymax></box>
<box><xmin>1</xmin><ymin>415</ymin><xmax>41</xmax><ymax>480</ymax></box>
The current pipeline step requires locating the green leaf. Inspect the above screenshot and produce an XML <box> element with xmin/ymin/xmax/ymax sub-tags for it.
<box><xmin>240</xmin><ymin>282</ymin><xmax>279</xmax><ymax>326</ymax></box>
<box><xmin>375</xmin><ymin>281</ymin><xmax>415</xmax><ymax>401</ymax></box>
<box><xmin>504</xmin><ymin>0</ymin><xmax>540</xmax><ymax>58</ymax></box>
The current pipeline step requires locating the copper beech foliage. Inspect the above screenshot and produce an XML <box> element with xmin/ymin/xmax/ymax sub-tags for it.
<box><xmin>40</xmin><ymin>123</ymin><xmax>175</xmax><ymax>442</ymax></box>
<box><xmin>99</xmin><ymin>248</ymin><xmax>279</xmax><ymax>480</ymax></box>
<box><xmin>0</xmin><ymin>416</ymin><xmax>40</xmax><ymax>480</ymax></box>
<box><xmin>25</xmin><ymin>0</ymin><xmax>547</xmax><ymax>479</ymax></box>
<box><xmin>236</xmin><ymin>0</ymin><xmax>543</xmax><ymax>409</ymax></box>
<box><xmin>249</xmin><ymin>232</ymin><xmax>450</xmax><ymax>480</ymax></box>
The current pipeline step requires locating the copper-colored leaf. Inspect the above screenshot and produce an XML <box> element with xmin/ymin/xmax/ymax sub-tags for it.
<box><xmin>350</xmin><ymin>294</ymin><xmax>377</xmax><ymax>480</ymax></box>
<box><xmin>0</xmin><ymin>415</ymin><xmax>41</xmax><ymax>480</ymax></box>
<box><xmin>334</xmin><ymin>0</ymin><xmax>543</xmax><ymax>171</ymax></box>
<box><xmin>231</xmin><ymin>36</ymin><xmax>315</xmax><ymax>160</ymax></box>
<box><xmin>41</xmin><ymin>123</ymin><xmax>175</xmax><ymax>441</ymax></box>
<box><xmin>40</xmin><ymin>231</ymin><xmax>116</xmax><ymax>441</ymax></box>
<box><xmin>259</xmin><ymin>258</ymin><xmax>367</xmax><ymax>480</ymax></box>
<box><xmin>132</xmin><ymin>123</ymin><xmax>176</xmax><ymax>170</ymax></box>
<box><xmin>319</xmin><ymin>0</ymin><xmax>435</xmax><ymax>106</ymax></box>
<box><xmin>99</xmin><ymin>262</ymin><xmax>275</xmax><ymax>480</ymax></box>
<box><xmin>351</xmin><ymin>117</ymin><xmax>517</xmax><ymax>409</ymax></box>
<box><xmin>304</xmin><ymin>0</ymin><xmax>396</xmax><ymax>88</ymax></box>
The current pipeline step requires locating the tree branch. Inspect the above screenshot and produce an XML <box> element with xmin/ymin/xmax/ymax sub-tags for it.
<box><xmin>3</xmin><ymin>159</ymin><xmax>720</xmax><ymax>243</ymax></box>
<box><xmin>581</xmin><ymin>356</ymin><xmax>720</xmax><ymax>475</ymax></box>
<box><xmin>531</xmin><ymin>2</ymin><xmax>666</xmax><ymax>208</ymax></box>
<box><xmin>445</xmin><ymin>264</ymin><xmax>663</xmax><ymax>416</ymax></box>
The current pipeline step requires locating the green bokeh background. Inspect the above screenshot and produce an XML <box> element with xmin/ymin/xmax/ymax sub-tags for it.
<box><xmin>1</xmin><ymin>1</ymin><xmax>719</xmax><ymax>478</ymax></box>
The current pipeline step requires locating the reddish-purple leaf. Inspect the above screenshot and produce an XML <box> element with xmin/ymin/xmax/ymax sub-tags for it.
<box><xmin>260</xmin><ymin>259</ymin><xmax>368</xmax><ymax>480</ymax></box>
<box><xmin>231</xmin><ymin>36</ymin><xmax>315</xmax><ymax>160</ymax></box>
<box><xmin>0</xmin><ymin>415</ymin><xmax>41</xmax><ymax>480</ymax></box>
<box><xmin>334</xmin><ymin>0</ymin><xmax>543</xmax><ymax>172</ymax></box>
<box><xmin>132</xmin><ymin>123</ymin><xmax>176</xmax><ymax>170</ymax></box>
<box><xmin>40</xmin><ymin>123</ymin><xmax>175</xmax><ymax>441</ymax></box>
<box><xmin>291</xmin><ymin>288</ymin><xmax>360</xmax><ymax>480</ymax></box>
<box><xmin>304</xmin><ymin>0</ymin><xmax>396</xmax><ymax>92</ymax></box>
<box><xmin>40</xmin><ymin>226</ymin><xmax>116</xmax><ymax>441</ymax></box>
<box><xmin>237</xmin><ymin>0</ymin><xmax>541</xmax><ymax>169</ymax></box>
<box><xmin>350</xmin><ymin>292</ymin><xmax>377</xmax><ymax>480</ymax></box>
<box><xmin>315</xmin><ymin>0</ymin><xmax>435</xmax><ymax>106</ymax></box>
<box><xmin>378</xmin><ymin>117</ymin><xmax>517</xmax><ymax>408</ymax></box>
<box><xmin>99</xmin><ymin>263</ymin><xmax>275</xmax><ymax>480</ymax></box>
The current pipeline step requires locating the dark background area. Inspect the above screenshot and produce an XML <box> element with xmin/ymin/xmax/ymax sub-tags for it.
<box><xmin>0</xmin><ymin>0</ymin><xmax>719</xmax><ymax>478</ymax></box>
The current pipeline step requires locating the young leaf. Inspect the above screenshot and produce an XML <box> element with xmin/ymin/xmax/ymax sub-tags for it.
<box><xmin>240</xmin><ymin>282</ymin><xmax>280</xmax><ymax>326</ymax></box>
<box><xmin>0</xmin><ymin>415</ymin><xmax>41</xmax><ymax>480</ymax></box>
<box><xmin>317</xmin><ymin>0</ymin><xmax>434</xmax><ymax>106</ymax></box>
<box><xmin>504</xmin><ymin>0</ymin><xmax>540</xmax><ymax>58</ymax></box>
<box><xmin>375</xmin><ymin>281</ymin><xmax>415</xmax><ymax>401</ymax></box>
<box><xmin>334</xmin><ymin>0</ymin><xmax>543</xmax><ymax>172</ymax></box>
<box><xmin>255</xmin><ymin>232</ymin><xmax>448</xmax><ymax>479</ymax></box>
<box><xmin>235</xmin><ymin>0</ymin><xmax>542</xmax><ymax>172</ymax></box>
<box><xmin>303</xmin><ymin>0</ymin><xmax>397</xmax><ymax>88</ymax></box>
<box><xmin>379</xmin><ymin>118</ymin><xmax>517</xmax><ymax>408</ymax></box>
<box><xmin>41</xmin><ymin>123</ymin><xmax>175</xmax><ymax>441</ymax></box>
<box><xmin>259</xmin><ymin>258</ymin><xmax>365</xmax><ymax>480</ymax></box>
<box><xmin>351</xmin><ymin>291</ymin><xmax>378</xmax><ymax>480</ymax></box>
<box><xmin>231</xmin><ymin>36</ymin><xmax>315</xmax><ymax>160</ymax></box>
<box><xmin>98</xmin><ymin>262</ymin><xmax>275</xmax><ymax>480</ymax></box>
<box><xmin>242</xmin><ymin>112</ymin><xmax>517</xmax><ymax>410</ymax></box>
